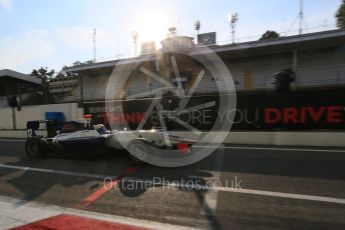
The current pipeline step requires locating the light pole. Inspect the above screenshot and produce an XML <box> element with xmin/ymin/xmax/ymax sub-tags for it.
<box><xmin>132</xmin><ymin>30</ymin><xmax>139</xmax><ymax>56</ymax></box>
<box><xmin>228</xmin><ymin>12</ymin><xmax>238</xmax><ymax>44</ymax></box>
<box><xmin>194</xmin><ymin>20</ymin><xmax>201</xmax><ymax>44</ymax></box>
<box><xmin>93</xmin><ymin>28</ymin><xmax>96</xmax><ymax>63</ymax></box>
<box><xmin>299</xmin><ymin>0</ymin><xmax>304</xmax><ymax>35</ymax></box>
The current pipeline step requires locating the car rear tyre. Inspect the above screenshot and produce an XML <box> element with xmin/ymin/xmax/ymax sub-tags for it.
<box><xmin>25</xmin><ymin>138</ymin><xmax>45</xmax><ymax>158</ymax></box>
<box><xmin>128</xmin><ymin>140</ymin><xmax>147</xmax><ymax>164</ymax></box>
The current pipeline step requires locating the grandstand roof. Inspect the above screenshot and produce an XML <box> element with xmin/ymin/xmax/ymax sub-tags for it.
<box><xmin>211</xmin><ymin>29</ymin><xmax>345</xmax><ymax>59</ymax></box>
<box><xmin>63</xmin><ymin>29</ymin><xmax>345</xmax><ymax>74</ymax></box>
<box><xmin>0</xmin><ymin>69</ymin><xmax>42</xmax><ymax>85</ymax></box>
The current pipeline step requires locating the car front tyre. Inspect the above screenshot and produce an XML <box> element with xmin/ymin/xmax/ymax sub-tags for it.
<box><xmin>25</xmin><ymin>138</ymin><xmax>45</xmax><ymax>158</ymax></box>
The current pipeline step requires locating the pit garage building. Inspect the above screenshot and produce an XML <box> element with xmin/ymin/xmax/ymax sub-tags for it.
<box><xmin>56</xmin><ymin>29</ymin><xmax>345</xmax><ymax>104</ymax></box>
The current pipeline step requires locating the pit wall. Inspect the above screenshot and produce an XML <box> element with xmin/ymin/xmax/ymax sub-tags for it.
<box><xmin>0</xmin><ymin>103</ymin><xmax>83</xmax><ymax>130</ymax></box>
<box><xmin>0</xmin><ymin>101</ymin><xmax>344</xmax><ymax>147</ymax></box>
<box><xmin>1</xmin><ymin>130</ymin><xmax>344</xmax><ymax>147</ymax></box>
<box><xmin>171</xmin><ymin>131</ymin><xmax>345</xmax><ymax>147</ymax></box>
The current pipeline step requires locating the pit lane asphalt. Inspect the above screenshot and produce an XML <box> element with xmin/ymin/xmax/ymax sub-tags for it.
<box><xmin>0</xmin><ymin>139</ymin><xmax>345</xmax><ymax>229</ymax></box>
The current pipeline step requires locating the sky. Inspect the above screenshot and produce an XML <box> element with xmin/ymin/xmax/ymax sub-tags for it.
<box><xmin>0</xmin><ymin>0</ymin><xmax>342</xmax><ymax>74</ymax></box>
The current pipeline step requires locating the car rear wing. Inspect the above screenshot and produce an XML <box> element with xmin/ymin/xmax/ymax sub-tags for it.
<box><xmin>26</xmin><ymin>120</ymin><xmax>58</xmax><ymax>138</ymax></box>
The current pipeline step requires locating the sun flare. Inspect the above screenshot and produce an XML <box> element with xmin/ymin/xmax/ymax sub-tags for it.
<box><xmin>134</xmin><ymin>11</ymin><xmax>172</xmax><ymax>44</ymax></box>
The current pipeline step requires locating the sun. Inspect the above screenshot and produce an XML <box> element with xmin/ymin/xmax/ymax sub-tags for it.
<box><xmin>134</xmin><ymin>11</ymin><xmax>172</xmax><ymax>44</ymax></box>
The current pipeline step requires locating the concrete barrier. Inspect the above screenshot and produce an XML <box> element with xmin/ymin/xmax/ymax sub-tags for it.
<box><xmin>170</xmin><ymin>131</ymin><xmax>345</xmax><ymax>147</ymax></box>
<box><xmin>1</xmin><ymin>130</ymin><xmax>345</xmax><ymax>147</ymax></box>
<box><xmin>0</xmin><ymin>103</ymin><xmax>83</xmax><ymax>130</ymax></box>
<box><xmin>226</xmin><ymin>131</ymin><xmax>345</xmax><ymax>147</ymax></box>
<box><xmin>0</xmin><ymin>130</ymin><xmax>46</xmax><ymax>139</ymax></box>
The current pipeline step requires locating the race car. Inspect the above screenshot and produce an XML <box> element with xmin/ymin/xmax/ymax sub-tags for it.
<box><xmin>24</xmin><ymin>115</ymin><xmax>196</xmax><ymax>163</ymax></box>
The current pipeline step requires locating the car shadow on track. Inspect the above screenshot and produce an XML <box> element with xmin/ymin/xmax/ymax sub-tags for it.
<box><xmin>0</xmin><ymin>151</ymin><xmax>132</xmax><ymax>205</ymax></box>
<box><xmin>0</xmin><ymin>149</ymin><xmax>224</xmax><ymax>229</ymax></box>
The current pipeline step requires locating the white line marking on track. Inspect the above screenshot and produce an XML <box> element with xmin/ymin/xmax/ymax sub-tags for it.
<box><xmin>195</xmin><ymin>145</ymin><xmax>345</xmax><ymax>153</ymax></box>
<box><xmin>0</xmin><ymin>139</ymin><xmax>26</xmax><ymax>142</ymax></box>
<box><xmin>187</xmin><ymin>175</ymin><xmax>205</xmax><ymax>180</ymax></box>
<box><xmin>213</xmin><ymin>187</ymin><xmax>345</xmax><ymax>205</ymax></box>
<box><xmin>0</xmin><ymin>164</ymin><xmax>114</xmax><ymax>180</ymax></box>
<box><xmin>122</xmin><ymin>177</ymin><xmax>345</xmax><ymax>205</ymax></box>
<box><xmin>1</xmin><ymin>164</ymin><xmax>345</xmax><ymax>205</ymax></box>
